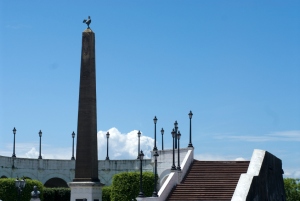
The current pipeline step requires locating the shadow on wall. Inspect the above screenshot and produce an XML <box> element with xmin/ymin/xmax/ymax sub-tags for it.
<box><xmin>44</xmin><ymin>177</ymin><xmax>68</xmax><ymax>188</ymax></box>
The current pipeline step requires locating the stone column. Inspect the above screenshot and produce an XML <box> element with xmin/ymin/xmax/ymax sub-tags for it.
<box><xmin>69</xmin><ymin>28</ymin><xmax>103</xmax><ymax>201</ymax></box>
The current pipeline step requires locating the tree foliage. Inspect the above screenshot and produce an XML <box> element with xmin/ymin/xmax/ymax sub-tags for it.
<box><xmin>43</xmin><ymin>187</ymin><xmax>70</xmax><ymax>201</ymax></box>
<box><xmin>0</xmin><ymin>178</ymin><xmax>44</xmax><ymax>201</ymax></box>
<box><xmin>110</xmin><ymin>171</ymin><xmax>156</xmax><ymax>201</ymax></box>
<box><xmin>102</xmin><ymin>186</ymin><xmax>112</xmax><ymax>201</ymax></box>
<box><xmin>284</xmin><ymin>178</ymin><xmax>300</xmax><ymax>201</ymax></box>
<box><xmin>0</xmin><ymin>172</ymin><xmax>157</xmax><ymax>201</ymax></box>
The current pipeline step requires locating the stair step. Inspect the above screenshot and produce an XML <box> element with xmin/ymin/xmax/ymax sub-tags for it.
<box><xmin>167</xmin><ymin>160</ymin><xmax>250</xmax><ymax>200</ymax></box>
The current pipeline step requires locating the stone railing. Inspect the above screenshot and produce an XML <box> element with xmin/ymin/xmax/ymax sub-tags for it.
<box><xmin>231</xmin><ymin>149</ymin><xmax>285</xmax><ymax>201</ymax></box>
<box><xmin>137</xmin><ymin>147</ymin><xmax>194</xmax><ymax>201</ymax></box>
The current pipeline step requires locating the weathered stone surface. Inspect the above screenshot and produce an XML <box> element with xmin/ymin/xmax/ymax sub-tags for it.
<box><xmin>232</xmin><ymin>149</ymin><xmax>286</xmax><ymax>201</ymax></box>
<box><xmin>74</xmin><ymin>29</ymin><xmax>99</xmax><ymax>182</ymax></box>
<box><xmin>246</xmin><ymin>150</ymin><xmax>286</xmax><ymax>201</ymax></box>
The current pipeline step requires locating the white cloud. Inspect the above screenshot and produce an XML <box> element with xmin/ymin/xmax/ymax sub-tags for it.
<box><xmin>194</xmin><ymin>153</ymin><xmax>247</xmax><ymax>161</ymax></box>
<box><xmin>294</xmin><ymin>171</ymin><xmax>300</xmax><ymax>178</ymax></box>
<box><xmin>283</xmin><ymin>168</ymin><xmax>300</xmax><ymax>178</ymax></box>
<box><xmin>1</xmin><ymin>128</ymin><xmax>154</xmax><ymax>160</ymax></box>
<box><xmin>271</xmin><ymin>130</ymin><xmax>300</xmax><ymax>139</ymax></box>
<box><xmin>0</xmin><ymin>142</ymin><xmax>73</xmax><ymax>159</ymax></box>
<box><xmin>25</xmin><ymin>147</ymin><xmax>39</xmax><ymax>158</ymax></box>
<box><xmin>235</xmin><ymin>157</ymin><xmax>247</xmax><ymax>161</ymax></box>
<box><xmin>97</xmin><ymin>128</ymin><xmax>154</xmax><ymax>160</ymax></box>
<box><xmin>11</xmin><ymin>145</ymin><xmax>73</xmax><ymax>160</ymax></box>
<box><xmin>42</xmin><ymin>148</ymin><xmax>73</xmax><ymax>160</ymax></box>
<box><xmin>215</xmin><ymin>130</ymin><xmax>300</xmax><ymax>142</ymax></box>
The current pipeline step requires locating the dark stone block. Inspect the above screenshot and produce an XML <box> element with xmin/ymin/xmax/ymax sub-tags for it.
<box><xmin>246</xmin><ymin>151</ymin><xmax>286</xmax><ymax>201</ymax></box>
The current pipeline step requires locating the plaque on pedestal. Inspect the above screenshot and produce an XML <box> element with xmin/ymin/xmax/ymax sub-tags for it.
<box><xmin>69</xmin><ymin>182</ymin><xmax>104</xmax><ymax>201</ymax></box>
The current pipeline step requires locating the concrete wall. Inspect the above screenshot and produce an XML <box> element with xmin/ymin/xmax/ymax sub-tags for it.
<box><xmin>157</xmin><ymin>148</ymin><xmax>194</xmax><ymax>201</ymax></box>
<box><xmin>0</xmin><ymin>148</ymin><xmax>191</xmax><ymax>188</ymax></box>
<box><xmin>152</xmin><ymin>148</ymin><xmax>192</xmax><ymax>188</ymax></box>
<box><xmin>0</xmin><ymin>156</ymin><xmax>152</xmax><ymax>186</ymax></box>
<box><xmin>232</xmin><ymin>149</ymin><xmax>286</xmax><ymax>201</ymax></box>
<box><xmin>98</xmin><ymin>159</ymin><xmax>153</xmax><ymax>185</ymax></box>
<box><xmin>0</xmin><ymin>156</ymin><xmax>76</xmax><ymax>184</ymax></box>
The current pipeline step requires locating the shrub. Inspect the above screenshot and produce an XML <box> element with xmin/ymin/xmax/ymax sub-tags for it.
<box><xmin>44</xmin><ymin>187</ymin><xmax>70</xmax><ymax>201</ymax></box>
<box><xmin>110</xmin><ymin>171</ymin><xmax>156</xmax><ymax>201</ymax></box>
<box><xmin>284</xmin><ymin>178</ymin><xmax>300</xmax><ymax>201</ymax></box>
<box><xmin>102</xmin><ymin>186</ymin><xmax>112</xmax><ymax>201</ymax></box>
<box><xmin>0</xmin><ymin>178</ymin><xmax>43</xmax><ymax>201</ymax></box>
<box><xmin>43</xmin><ymin>188</ymin><xmax>55</xmax><ymax>201</ymax></box>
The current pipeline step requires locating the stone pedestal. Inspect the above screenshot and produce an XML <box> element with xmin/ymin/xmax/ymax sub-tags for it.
<box><xmin>69</xmin><ymin>182</ymin><xmax>104</xmax><ymax>201</ymax></box>
<box><xmin>30</xmin><ymin>199</ymin><xmax>40</xmax><ymax>201</ymax></box>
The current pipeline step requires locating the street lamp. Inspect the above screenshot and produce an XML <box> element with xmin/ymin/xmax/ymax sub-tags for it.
<box><xmin>106</xmin><ymin>132</ymin><xmax>110</xmax><ymax>160</ymax></box>
<box><xmin>15</xmin><ymin>177</ymin><xmax>26</xmax><ymax>201</ymax></box>
<box><xmin>71</xmin><ymin>131</ymin><xmax>75</xmax><ymax>160</ymax></box>
<box><xmin>153</xmin><ymin>116</ymin><xmax>158</xmax><ymax>151</ymax></box>
<box><xmin>137</xmin><ymin>130</ymin><xmax>141</xmax><ymax>159</ymax></box>
<box><xmin>152</xmin><ymin>151</ymin><xmax>159</xmax><ymax>197</ymax></box>
<box><xmin>161</xmin><ymin>128</ymin><xmax>164</xmax><ymax>150</ymax></box>
<box><xmin>171</xmin><ymin>129</ymin><xmax>176</xmax><ymax>170</ymax></box>
<box><xmin>38</xmin><ymin>130</ymin><xmax>42</xmax><ymax>159</ymax></box>
<box><xmin>174</xmin><ymin>121</ymin><xmax>178</xmax><ymax>149</ymax></box>
<box><xmin>177</xmin><ymin>131</ymin><xmax>181</xmax><ymax>171</ymax></box>
<box><xmin>138</xmin><ymin>150</ymin><xmax>145</xmax><ymax>198</ymax></box>
<box><xmin>12</xmin><ymin>127</ymin><xmax>17</xmax><ymax>158</ymax></box>
<box><xmin>188</xmin><ymin>110</ymin><xmax>193</xmax><ymax>148</ymax></box>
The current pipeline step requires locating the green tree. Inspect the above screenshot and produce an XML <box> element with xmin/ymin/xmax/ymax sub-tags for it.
<box><xmin>0</xmin><ymin>178</ymin><xmax>44</xmax><ymax>201</ymax></box>
<box><xmin>284</xmin><ymin>178</ymin><xmax>300</xmax><ymax>201</ymax></box>
<box><xmin>102</xmin><ymin>186</ymin><xmax>112</xmax><ymax>201</ymax></box>
<box><xmin>110</xmin><ymin>171</ymin><xmax>156</xmax><ymax>201</ymax></box>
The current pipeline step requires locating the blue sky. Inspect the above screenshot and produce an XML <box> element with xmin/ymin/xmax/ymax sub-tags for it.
<box><xmin>0</xmin><ymin>1</ymin><xmax>299</xmax><ymax>178</ymax></box>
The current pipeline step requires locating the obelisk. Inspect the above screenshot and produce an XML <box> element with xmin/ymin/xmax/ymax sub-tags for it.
<box><xmin>69</xmin><ymin>16</ymin><xmax>103</xmax><ymax>201</ymax></box>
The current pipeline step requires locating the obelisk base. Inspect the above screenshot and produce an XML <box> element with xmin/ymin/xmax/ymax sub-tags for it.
<box><xmin>69</xmin><ymin>182</ymin><xmax>104</xmax><ymax>201</ymax></box>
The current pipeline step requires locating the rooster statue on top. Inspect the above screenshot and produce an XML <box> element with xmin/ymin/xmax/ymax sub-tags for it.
<box><xmin>83</xmin><ymin>16</ymin><xmax>91</xmax><ymax>29</ymax></box>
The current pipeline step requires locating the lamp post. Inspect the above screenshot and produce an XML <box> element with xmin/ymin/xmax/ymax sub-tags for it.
<box><xmin>174</xmin><ymin>121</ymin><xmax>178</xmax><ymax>149</ymax></box>
<box><xmin>153</xmin><ymin>116</ymin><xmax>158</xmax><ymax>151</ymax></box>
<box><xmin>137</xmin><ymin>130</ymin><xmax>141</xmax><ymax>159</ymax></box>
<box><xmin>138</xmin><ymin>150</ymin><xmax>145</xmax><ymax>198</ymax></box>
<box><xmin>15</xmin><ymin>177</ymin><xmax>26</xmax><ymax>201</ymax></box>
<box><xmin>177</xmin><ymin>131</ymin><xmax>181</xmax><ymax>171</ymax></box>
<box><xmin>71</xmin><ymin>131</ymin><xmax>75</xmax><ymax>160</ymax></box>
<box><xmin>188</xmin><ymin>110</ymin><xmax>193</xmax><ymax>147</ymax></box>
<box><xmin>171</xmin><ymin>129</ymin><xmax>176</xmax><ymax>170</ymax></box>
<box><xmin>38</xmin><ymin>130</ymin><xmax>42</xmax><ymax>159</ymax></box>
<box><xmin>161</xmin><ymin>128</ymin><xmax>164</xmax><ymax>150</ymax></box>
<box><xmin>106</xmin><ymin>132</ymin><xmax>110</xmax><ymax>160</ymax></box>
<box><xmin>152</xmin><ymin>151</ymin><xmax>159</xmax><ymax>197</ymax></box>
<box><xmin>12</xmin><ymin>127</ymin><xmax>17</xmax><ymax>158</ymax></box>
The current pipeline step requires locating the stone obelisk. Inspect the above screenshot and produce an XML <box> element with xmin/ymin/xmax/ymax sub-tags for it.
<box><xmin>69</xmin><ymin>17</ymin><xmax>103</xmax><ymax>201</ymax></box>
<box><xmin>74</xmin><ymin>25</ymin><xmax>99</xmax><ymax>184</ymax></box>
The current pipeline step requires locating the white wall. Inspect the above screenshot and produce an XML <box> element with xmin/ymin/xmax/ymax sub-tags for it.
<box><xmin>0</xmin><ymin>148</ymin><xmax>192</xmax><ymax>188</ymax></box>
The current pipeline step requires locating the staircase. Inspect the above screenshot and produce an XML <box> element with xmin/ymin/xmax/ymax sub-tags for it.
<box><xmin>167</xmin><ymin>160</ymin><xmax>250</xmax><ymax>201</ymax></box>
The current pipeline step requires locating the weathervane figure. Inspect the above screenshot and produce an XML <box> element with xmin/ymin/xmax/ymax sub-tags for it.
<box><xmin>83</xmin><ymin>16</ymin><xmax>91</xmax><ymax>29</ymax></box>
